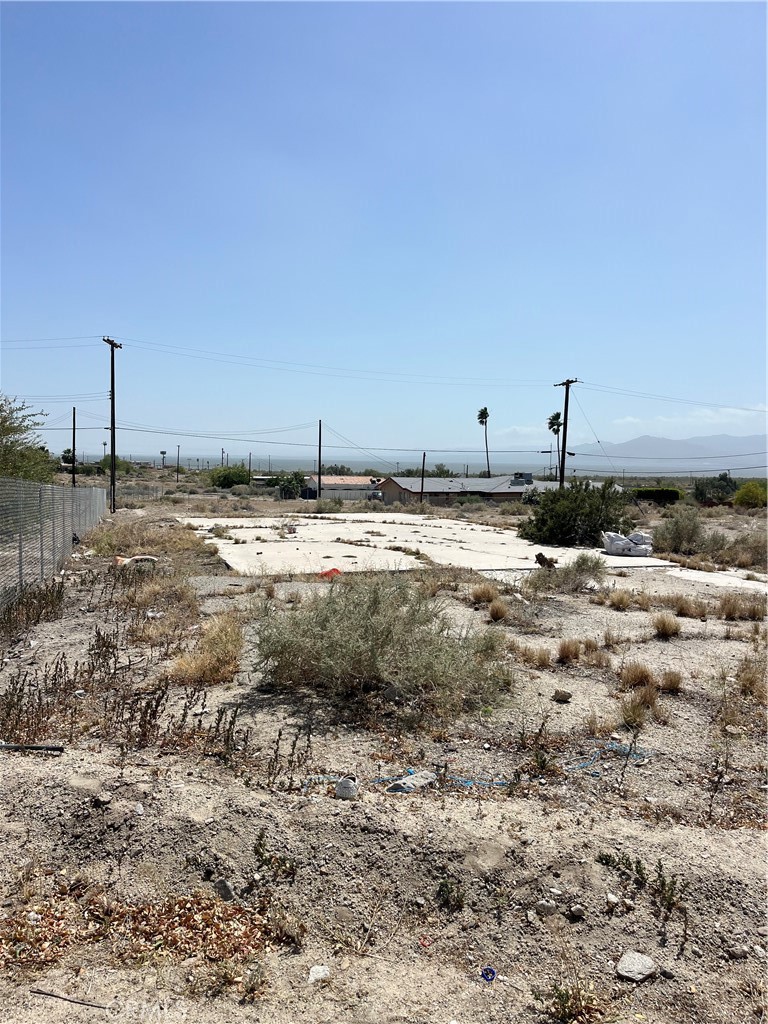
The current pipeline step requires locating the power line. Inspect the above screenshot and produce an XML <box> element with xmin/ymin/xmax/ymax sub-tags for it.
<box><xmin>579</xmin><ymin>381</ymin><xmax>764</xmax><ymax>414</ymax></box>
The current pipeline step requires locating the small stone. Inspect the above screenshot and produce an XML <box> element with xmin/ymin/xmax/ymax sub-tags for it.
<box><xmin>134</xmin><ymin>802</ymin><xmax>144</xmax><ymax>816</ymax></box>
<box><xmin>724</xmin><ymin>725</ymin><xmax>742</xmax><ymax>737</ymax></box>
<box><xmin>691</xmin><ymin>946</ymin><xmax>703</xmax><ymax>957</ymax></box>
<box><xmin>526</xmin><ymin>910</ymin><xmax>537</xmax><ymax>924</ymax></box>
<box><xmin>308</xmin><ymin>964</ymin><xmax>331</xmax><ymax>984</ymax></box>
<box><xmin>94</xmin><ymin>791</ymin><xmax>112</xmax><ymax>806</ymax></box>
<box><xmin>552</xmin><ymin>689</ymin><xmax>572</xmax><ymax>704</ymax></box>
<box><xmin>623</xmin><ymin>898</ymin><xmax>635</xmax><ymax>911</ymax></box>
<box><xmin>753</xmin><ymin>945</ymin><xmax>766</xmax><ymax>959</ymax></box>
<box><xmin>727</xmin><ymin>945</ymin><xmax>749</xmax><ymax>960</ymax></box>
<box><xmin>757</xmin><ymin>926</ymin><xmax>768</xmax><ymax>937</ymax></box>
<box><xmin>535</xmin><ymin>899</ymin><xmax>557</xmax><ymax>917</ymax></box>
<box><xmin>549</xmin><ymin>888</ymin><xmax>563</xmax><ymax>896</ymax></box>
<box><xmin>616</xmin><ymin>950</ymin><xmax>658</xmax><ymax>982</ymax></box>
<box><xmin>568</xmin><ymin>904</ymin><xmax>586</xmax><ymax>920</ymax></box>
<box><xmin>606</xmin><ymin>892</ymin><xmax>620</xmax><ymax>909</ymax></box>
<box><xmin>213</xmin><ymin>879</ymin><xmax>235</xmax><ymax>902</ymax></box>
<box><xmin>661</xmin><ymin>967</ymin><xmax>675</xmax><ymax>979</ymax></box>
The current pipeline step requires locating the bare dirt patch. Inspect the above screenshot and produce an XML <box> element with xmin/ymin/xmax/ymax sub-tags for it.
<box><xmin>0</xmin><ymin>506</ymin><xmax>766</xmax><ymax>1024</ymax></box>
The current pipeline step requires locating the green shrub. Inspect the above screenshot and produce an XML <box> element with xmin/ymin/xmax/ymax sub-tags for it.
<box><xmin>257</xmin><ymin>575</ymin><xmax>510</xmax><ymax>723</ymax></box>
<box><xmin>210</xmin><ymin>465</ymin><xmax>250</xmax><ymax>489</ymax></box>
<box><xmin>733</xmin><ymin>480</ymin><xmax>767</xmax><ymax>509</ymax></box>
<box><xmin>518</xmin><ymin>481</ymin><xmax>630</xmax><ymax>547</ymax></box>
<box><xmin>315</xmin><ymin>498</ymin><xmax>344</xmax><ymax>512</ymax></box>
<box><xmin>527</xmin><ymin>552</ymin><xmax>607</xmax><ymax>594</ymax></box>
<box><xmin>652</xmin><ymin>507</ymin><xmax>704</xmax><ymax>554</ymax></box>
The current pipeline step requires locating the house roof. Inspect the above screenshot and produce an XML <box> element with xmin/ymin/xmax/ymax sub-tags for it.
<box><xmin>309</xmin><ymin>475</ymin><xmax>377</xmax><ymax>486</ymax></box>
<box><xmin>382</xmin><ymin>476</ymin><xmax>532</xmax><ymax>494</ymax></box>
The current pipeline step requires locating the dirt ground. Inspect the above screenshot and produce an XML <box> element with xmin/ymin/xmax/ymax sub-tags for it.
<box><xmin>0</xmin><ymin>501</ymin><xmax>766</xmax><ymax>1024</ymax></box>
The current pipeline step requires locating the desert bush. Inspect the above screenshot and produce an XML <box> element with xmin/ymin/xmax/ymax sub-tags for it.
<box><xmin>653</xmin><ymin>613</ymin><xmax>680</xmax><ymax>640</ymax></box>
<box><xmin>315</xmin><ymin>498</ymin><xmax>344</xmax><ymax>512</ymax></box>
<box><xmin>472</xmin><ymin>582</ymin><xmax>499</xmax><ymax>604</ymax></box>
<box><xmin>617</xmin><ymin>660</ymin><xmax>656</xmax><ymax>690</ymax></box>
<box><xmin>635</xmin><ymin>592</ymin><xmax>652</xmax><ymax>611</ymax></box>
<box><xmin>733</xmin><ymin>480</ymin><xmax>767</xmax><ymax>509</ymax></box>
<box><xmin>736</xmin><ymin>651</ymin><xmax>767</xmax><ymax>700</ymax></box>
<box><xmin>518</xmin><ymin>480</ymin><xmax>630</xmax><ymax>547</ymax></box>
<box><xmin>717</xmin><ymin>592</ymin><xmax>767</xmax><ymax>621</ymax></box>
<box><xmin>508</xmin><ymin>640</ymin><xmax>552</xmax><ymax>669</ymax></box>
<box><xmin>256</xmin><ymin>576</ymin><xmax>510</xmax><ymax>722</ymax></box>
<box><xmin>557</xmin><ymin>638</ymin><xmax>581</xmax><ymax>664</ymax></box>
<box><xmin>488</xmin><ymin>597</ymin><xmax>510</xmax><ymax>621</ymax></box>
<box><xmin>527</xmin><ymin>552</ymin><xmax>607</xmax><ymax>594</ymax></box>
<box><xmin>653</xmin><ymin>507</ymin><xmax>705</xmax><ymax>555</ymax></box>
<box><xmin>632</xmin><ymin>487</ymin><xmax>683</xmax><ymax>506</ymax></box>
<box><xmin>167</xmin><ymin>612</ymin><xmax>243</xmax><ymax>687</ymax></box>
<box><xmin>0</xmin><ymin>579</ymin><xmax>65</xmax><ymax>638</ymax></box>
<box><xmin>607</xmin><ymin>589</ymin><xmax>632</xmax><ymax>611</ymax></box>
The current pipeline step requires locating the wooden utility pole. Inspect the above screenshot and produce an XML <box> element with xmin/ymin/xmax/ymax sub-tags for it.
<box><xmin>554</xmin><ymin>378</ymin><xmax>578</xmax><ymax>489</ymax></box>
<box><xmin>317</xmin><ymin>420</ymin><xmax>322</xmax><ymax>499</ymax></box>
<box><xmin>419</xmin><ymin>451</ymin><xmax>426</xmax><ymax>503</ymax></box>
<box><xmin>103</xmin><ymin>337</ymin><xmax>122</xmax><ymax>513</ymax></box>
<box><xmin>71</xmin><ymin>407</ymin><xmax>77</xmax><ymax>488</ymax></box>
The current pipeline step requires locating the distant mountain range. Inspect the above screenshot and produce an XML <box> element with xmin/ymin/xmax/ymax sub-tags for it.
<box><xmin>571</xmin><ymin>433</ymin><xmax>767</xmax><ymax>472</ymax></box>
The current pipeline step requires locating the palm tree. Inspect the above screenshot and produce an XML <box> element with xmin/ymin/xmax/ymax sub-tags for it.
<box><xmin>547</xmin><ymin>412</ymin><xmax>562</xmax><ymax>474</ymax></box>
<box><xmin>477</xmin><ymin>407</ymin><xmax>490</xmax><ymax>477</ymax></box>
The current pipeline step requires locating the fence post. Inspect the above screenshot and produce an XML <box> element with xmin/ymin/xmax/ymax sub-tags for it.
<box><xmin>39</xmin><ymin>486</ymin><xmax>45</xmax><ymax>581</ymax></box>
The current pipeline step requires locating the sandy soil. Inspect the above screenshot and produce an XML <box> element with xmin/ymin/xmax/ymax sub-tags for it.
<box><xmin>0</xmin><ymin>504</ymin><xmax>765</xmax><ymax>1024</ymax></box>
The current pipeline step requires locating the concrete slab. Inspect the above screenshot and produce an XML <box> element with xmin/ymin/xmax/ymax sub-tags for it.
<box><xmin>179</xmin><ymin>513</ymin><xmax>673</xmax><ymax>577</ymax></box>
<box><xmin>666</xmin><ymin>568</ymin><xmax>768</xmax><ymax>593</ymax></box>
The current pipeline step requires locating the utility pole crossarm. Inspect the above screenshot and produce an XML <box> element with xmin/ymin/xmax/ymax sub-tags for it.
<box><xmin>554</xmin><ymin>378</ymin><xmax>579</xmax><ymax>489</ymax></box>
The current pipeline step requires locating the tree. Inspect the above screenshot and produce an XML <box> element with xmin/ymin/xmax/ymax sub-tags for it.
<box><xmin>61</xmin><ymin>448</ymin><xmax>75</xmax><ymax>465</ymax></box>
<box><xmin>0</xmin><ymin>395</ymin><xmax>54</xmax><ymax>482</ymax></box>
<box><xmin>322</xmin><ymin>464</ymin><xmax>353</xmax><ymax>475</ymax></box>
<box><xmin>210</xmin><ymin>465</ymin><xmax>250</xmax><ymax>489</ymax></box>
<box><xmin>477</xmin><ymin>407</ymin><xmax>490</xmax><ymax>477</ymax></box>
<box><xmin>733</xmin><ymin>480</ymin><xmax>767</xmax><ymax>509</ymax></box>
<box><xmin>547</xmin><ymin>412</ymin><xmax>562</xmax><ymax>472</ymax></box>
<box><xmin>266</xmin><ymin>471</ymin><xmax>306</xmax><ymax>499</ymax></box>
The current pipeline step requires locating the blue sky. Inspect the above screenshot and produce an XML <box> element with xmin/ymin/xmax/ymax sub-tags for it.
<box><xmin>1</xmin><ymin>1</ymin><xmax>765</xmax><ymax>471</ymax></box>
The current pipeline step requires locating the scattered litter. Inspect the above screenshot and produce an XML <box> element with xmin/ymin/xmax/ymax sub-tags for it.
<box><xmin>74</xmin><ymin>690</ymin><xmax>86</xmax><ymax>698</ymax></box>
<box><xmin>481</xmin><ymin>966</ymin><xmax>497</xmax><ymax>982</ymax></box>
<box><xmin>30</xmin><ymin>988</ymin><xmax>112</xmax><ymax>1011</ymax></box>
<box><xmin>318</xmin><ymin>568</ymin><xmax>342</xmax><ymax>580</ymax></box>
<box><xmin>562</xmin><ymin>739</ymin><xmax>653</xmax><ymax>778</ymax></box>
<box><xmin>602</xmin><ymin>531</ymin><xmax>653</xmax><ymax>557</ymax></box>
<box><xmin>113</xmin><ymin>555</ymin><xmax>159</xmax><ymax>568</ymax></box>
<box><xmin>419</xmin><ymin>935</ymin><xmax>433</xmax><ymax>948</ymax></box>
<box><xmin>385</xmin><ymin>769</ymin><xmax>437</xmax><ymax>794</ymax></box>
<box><xmin>0</xmin><ymin>742</ymin><xmax>64</xmax><ymax>754</ymax></box>
<box><xmin>334</xmin><ymin>775</ymin><xmax>358</xmax><ymax>800</ymax></box>
<box><xmin>145</xmin><ymin>610</ymin><xmax>164</xmax><ymax>620</ymax></box>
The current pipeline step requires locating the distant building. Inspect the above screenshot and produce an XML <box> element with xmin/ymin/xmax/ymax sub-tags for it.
<box><xmin>378</xmin><ymin>475</ymin><xmax>559</xmax><ymax>506</ymax></box>
<box><xmin>305</xmin><ymin>475</ymin><xmax>382</xmax><ymax>501</ymax></box>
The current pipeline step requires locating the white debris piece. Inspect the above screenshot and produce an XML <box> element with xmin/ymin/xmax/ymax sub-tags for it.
<box><xmin>602</xmin><ymin>532</ymin><xmax>653</xmax><ymax>557</ymax></box>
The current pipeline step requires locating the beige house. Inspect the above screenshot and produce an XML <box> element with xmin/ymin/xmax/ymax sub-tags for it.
<box><xmin>378</xmin><ymin>475</ymin><xmax>558</xmax><ymax>506</ymax></box>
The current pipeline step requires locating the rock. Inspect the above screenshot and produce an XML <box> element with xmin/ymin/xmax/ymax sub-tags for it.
<box><xmin>691</xmin><ymin>946</ymin><xmax>703</xmax><ymax>957</ymax></box>
<box><xmin>661</xmin><ymin>967</ymin><xmax>675</xmax><ymax>979</ymax></box>
<box><xmin>94</xmin><ymin>790</ymin><xmax>113</xmax><ymax>806</ymax></box>
<box><xmin>568</xmin><ymin>904</ymin><xmax>586</xmax><ymax>920</ymax></box>
<box><xmin>757</xmin><ymin>926</ymin><xmax>768</xmax><ymax>937</ymax></box>
<box><xmin>726</xmin><ymin>945</ymin><xmax>749</xmax><ymax>960</ymax></box>
<box><xmin>724</xmin><ymin>725</ymin><xmax>742</xmax><ymax>737</ymax></box>
<box><xmin>334</xmin><ymin>775</ymin><xmax>358</xmax><ymax>800</ymax></box>
<box><xmin>535</xmin><ymin>899</ymin><xmax>557</xmax><ymax>917</ymax></box>
<box><xmin>551</xmin><ymin>688</ymin><xmax>572</xmax><ymax>704</ymax></box>
<box><xmin>606</xmin><ymin>892</ymin><xmax>620</xmax><ymax>910</ymax></box>
<box><xmin>753</xmin><ymin>945</ymin><xmax>765</xmax><ymax>959</ymax></box>
<box><xmin>623</xmin><ymin>898</ymin><xmax>635</xmax><ymax>911</ymax></box>
<box><xmin>134</xmin><ymin>802</ymin><xmax>144</xmax><ymax>816</ymax></box>
<box><xmin>549</xmin><ymin>888</ymin><xmax>563</xmax><ymax>896</ymax></box>
<box><xmin>213</xmin><ymin>879</ymin><xmax>235</xmax><ymax>902</ymax></box>
<box><xmin>616</xmin><ymin>951</ymin><xmax>658</xmax><ymax>982</ymax></box>
<box><xmin>308</xmin><ymin>964</ymin><xmax>331</xmax><ymax>984</ymax></box>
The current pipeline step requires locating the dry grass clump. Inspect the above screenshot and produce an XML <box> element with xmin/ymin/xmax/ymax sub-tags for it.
<box><xmin>603</xmin><ymin>628</ymin><xmax>628</xmax><ymax>649</ymax></box>
<box><xmin>736</xmin><ymin>651</ymin><xmax>767</xmax><ymax>700</ymax></box>
<box><xmin>607</xmin><ymin>589</ymin><xmax>632</xmax><ymax>611</ymax></box>
<box><xmin>509</xmin><ymin>640</ymin><xmax>552</xmax><ymax>669</ymax></box>
<box><xmin>167</xmin><ymin>611</ymin><xmax>244</xmax><ymax>687</ymax></box>
<box><xmin>653</xmin><ymin>612</ymin><xmax>681</xmax><ymax>640</ymax></box>
<box><xmin>257</xmin><ymin>576</ymin><xmax>511</xmax><ymax>723</ymax></box>
<box><xmin>658</xmin><ymin>669</ymin><xmax>683</xmax><ymax>694</ymax></box>
<box><xmin>87</xmin><ymin>519</ymin><xmax>209</xmax><ymax>560</ymax></box>
<box><xmin>660</xmin><ymin>593</ymin><xmax>709</xmax><ymax>619</ymax></box>
<box><xmin>488</xmin><ymin>597</ymin><xmax>510</xmax><ymax>622</ymax></box>
<box><xmin>717</xmin><ymin>592</ymin><xmax>767</xmax><ymax>622</ymax></box>
<box><xmin>635</xmin><ymin>592</ymin><xmax>652</xmax><ymax>611</ymax></box>
<box><xmin>472</xmin><ymin>581</ymin><xmax>499</xmax><ymax>604</ymax></box>
<box><xmin>584</xmin><ymin>647</ymin><xmax>612</xmax><ymax>668</ymax></box>
<box><xmin>617</xmin><ymin>660</ymin><xmax>656</xmax><ymax>690</ymax></box>
<box><xmin>557</xmin><ymin>638</ymin><xmax>582</xmax><ymax>664</ymax></box>
<box><xmin>620</xmin><ymin>685</ymin><xmax>658</xmax><ymax>729</ymax></box>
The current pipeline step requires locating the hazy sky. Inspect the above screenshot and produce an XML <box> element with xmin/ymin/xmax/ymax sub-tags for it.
<box><xmin>1</xmin><ymin>2</ymin><xmax>765</xmax><ymax>469</ymax></box>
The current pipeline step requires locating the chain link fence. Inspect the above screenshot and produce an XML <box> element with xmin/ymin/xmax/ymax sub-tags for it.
<box><xmin>0</xmin><ymin>478</ymin><xmax>107</xmax><ymax>611</ymax></box>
